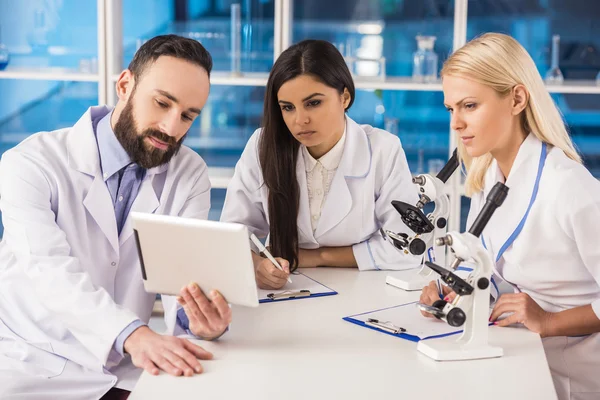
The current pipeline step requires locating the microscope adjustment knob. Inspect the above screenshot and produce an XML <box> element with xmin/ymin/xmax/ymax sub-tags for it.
<box><xmin>412</xmin><ymin>176</ymin><xmax>426</xmax><ymax>185</ymax></box>
<box><xmin>446</xmin><ymin>307</ymin><xmax>466</xmax><ymax>327</ymax></box>
<box><xmin>409</xmin><ymin>238</ymin><xmax>427</xmax><ymax>255</ymax></box>
<box><xmin>435</xmin><ymin>235</ymin><xmax>452</xmax><ymax>246</ymax></box>
<box><xmin>477</xmin><ymin>277</ymin><xmax>489</xmax><ymax>290</ymax></box>
<box><xmin>436</xmin><ymin>218</ymin><xmax>447</xmax><ymax>229</ymax></box>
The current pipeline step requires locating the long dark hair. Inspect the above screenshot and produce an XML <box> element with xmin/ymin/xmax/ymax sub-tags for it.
<box><xmin>259</xmin><ymin>39</ymin><xmax>355</xmax><ymax>271</ymax></box>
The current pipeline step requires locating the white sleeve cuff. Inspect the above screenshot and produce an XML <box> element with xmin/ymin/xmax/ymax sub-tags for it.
<box><xmin>352</xmin><ymin>241</ymin><xmax>378</xmax><ymax>271</ymax></box>
<box><xmin>592</xmin><ymin>299</ymin><xmax>600</xmax><ymax>320</ymax></box>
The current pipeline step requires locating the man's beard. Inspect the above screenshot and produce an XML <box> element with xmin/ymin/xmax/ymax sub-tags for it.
<box><xmin>113</xmin><ymin>98</ymin><xmax>186</xmax><ymax>169</ymax></box>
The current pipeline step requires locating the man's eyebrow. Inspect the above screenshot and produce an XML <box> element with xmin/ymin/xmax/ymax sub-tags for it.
<box><xmin>155</xmin><ymin>89</ymin><xmax>201</xmax><ymax>114</ymax></box>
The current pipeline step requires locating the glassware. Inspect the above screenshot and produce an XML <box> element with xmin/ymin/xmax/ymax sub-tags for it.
<box><xmin>596</xmin><ymin>70</ymin><xmax>600</xmax><ymax>86</ymax></box>
<box><xmin>384</xmin><ymin>117</ymin><xmax>399</xmax><ymax>136</ymax></box>
<box><xmin>412</xmin><ymin>35</ymin><xmax>438</xmax><ymax>83</ymax></box>
<box><xmin>0</xmin><ymin>26</ymin><xmax>9</xmax><ymax>71</ymax></box>
<box><xmin>428</xmin><ymin>159</ymin><xmax>445</xmax><ymax>176</ymax></box>
<box><xmin>28</xmin><ymin>7</ymin><xmax>50</xmax><ymax>52</ymax></box>
<box><xmin>230</xmin><ymin>3</ymin><xmax>242</xmax><ymax>76</ymax></box>
<box><xmin>417</xmin><ymin>149</ymin><xmax>425</xmax><ymax>174</ymax></box>
<box><xmin>545</xmin><ymin>34</ymin><xmax>564</xmax><ymax>84</ymax></box>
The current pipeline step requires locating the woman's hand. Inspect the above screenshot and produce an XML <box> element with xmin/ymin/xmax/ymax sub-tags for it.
<box><xmin>489</xmin><ymin>293</ymin><xmax>552</xmax><ymax>337</ymax></box>
<box><xmin>419</xmin><ymin>281</ymin><xmax>456</xmax><ymax>318</ymax></box>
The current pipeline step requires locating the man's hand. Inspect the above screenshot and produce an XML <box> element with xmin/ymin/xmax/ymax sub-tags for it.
<box><xmin>177</xmin><ymin>283</ymin><xmax>232</xmax><ymax>339</ymax></box>
<box><xmin>124</xmin><ymin>326</ymin><xmax>213</xmax><ymax>377</ymax></box>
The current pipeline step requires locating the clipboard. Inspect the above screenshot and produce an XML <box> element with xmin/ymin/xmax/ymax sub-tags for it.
<box><xmin>258</xmin><ymin>273</ymin><xmax>337</xmax><ymax>303</ymax></box>
<box><xmin>343</xmin><ymin>301</ymin><xmax>469</xmax><ymax>342</ymax></box>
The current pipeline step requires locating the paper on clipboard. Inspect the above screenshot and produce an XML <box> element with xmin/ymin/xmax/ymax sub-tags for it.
<box><xmin>258</xmin><ymin>273</ymin><xmax>337</xmax><ymax>303</ymax></box>
<box><xmin>344</xmin><ymin>301</ymin><xmax>464</xmax><ymax>341</ymax></box>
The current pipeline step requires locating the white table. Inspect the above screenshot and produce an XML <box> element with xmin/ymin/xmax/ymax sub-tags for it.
<box><xmin>130</xmin><ymin>269</ymin><xmax>557</xmax><ymax>400</ymax></box>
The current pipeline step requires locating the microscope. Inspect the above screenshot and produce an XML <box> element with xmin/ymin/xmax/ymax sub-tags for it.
<box><xmin>416</xmin><ymin>182</ymin><xmax>509</xmax><ymax>361</ymax></box>
<box><xmin>383</xmin><ymin>149</ymin><xmax>460</xmax><ymax>291</ymax></box>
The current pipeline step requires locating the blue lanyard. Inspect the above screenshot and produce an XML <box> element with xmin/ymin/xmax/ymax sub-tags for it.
<box><xmin>481</xmin><ymin>142</ymin><xmax>548</xmax><ymax>262</ymax></box>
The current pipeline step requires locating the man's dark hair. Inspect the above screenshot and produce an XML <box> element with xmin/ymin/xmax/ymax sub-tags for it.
<box><xmin>128</xmin><ymin>34</ymin><xmax>213</xmax><ymax>79</ymax></box>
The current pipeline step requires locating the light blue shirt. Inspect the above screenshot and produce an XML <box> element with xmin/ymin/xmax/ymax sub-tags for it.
<box><xmin>94</xmin><ymin>111</ymin><xmax>148</xmax><ymax>357</ymax></box>
<box><xmin>96</xmin><ymin>111</ymin><xmax>146</xmax><ymax>235</ymax></box>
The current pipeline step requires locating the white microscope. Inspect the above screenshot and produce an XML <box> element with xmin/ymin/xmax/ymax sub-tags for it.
<box><xmin>383</xmin><ymin>149</ymin><xmax>459</xmax><ymax>291</ymax></box>
<box><xmin>416</xmin><ymin>181</ymin><xmax>509</xmax><ymax>361</ymax></box>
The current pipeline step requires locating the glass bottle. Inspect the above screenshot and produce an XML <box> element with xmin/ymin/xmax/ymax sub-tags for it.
<box><xmin>545</xmin><ymin>34</ymin><xmax>564</xmax><ymax>84</ymax></box>
<box><xmin>0</xmin><ymin>26</ymin><xmax>9</xmax><ymax>71</ymax></box>
<box><xmin>412</xmin><ymin>35</ymin><xmax>438</xmax><ymax>83</ymax></box>
<box><xmin>230</xmin><ymin>3</ymin><xmax>242</xmax><ymax>76</ymax></box>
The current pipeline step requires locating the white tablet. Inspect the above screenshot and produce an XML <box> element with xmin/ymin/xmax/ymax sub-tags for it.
<box><xmin>131</xmin><ymin>212</ymin><xmax>259</xmax><ymax>307</ymax></box>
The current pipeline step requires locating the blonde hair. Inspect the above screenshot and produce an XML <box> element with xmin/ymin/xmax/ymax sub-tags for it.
<box><xmin>441</xmin><ymin>33</ymin><xmax>581</xmax><ymax>196</ymax></box>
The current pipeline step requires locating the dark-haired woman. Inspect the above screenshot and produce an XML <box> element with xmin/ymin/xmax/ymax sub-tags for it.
<box><xmin>221</xmin><ymin>40</ymin><xmax>420</xmax><ymax>289</ymax></box>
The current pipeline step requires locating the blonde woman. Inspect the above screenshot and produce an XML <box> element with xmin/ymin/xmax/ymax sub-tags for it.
<box><xmin>419</xmin><ymin>33</ymin><xmax>600</xmax><ymax>400</ymax></box>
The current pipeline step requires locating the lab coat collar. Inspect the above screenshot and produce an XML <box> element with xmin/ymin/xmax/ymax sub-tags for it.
<box><xmin>301</xmin><ymin>125</ymin><xmax>347</xmax><ymax>173</ymax></box>
<box><xmin>481</xmin><ymin>133</ymin><xmax>544</xmax><ymax>262</ymax></box>
<box><xmin>67</xmin><ymin>106</ymin><xmax>111</xmax><ymax>177</ymax></box>
<box><xmin>68</xmin><ymin>106</ymin><xmax>162</xmax><ymax>253</ymax></box>
<box><xmin>338</xmin><ymin>117</ymin><xmax>372</xmax><ymax>178</ymax></box>
<box><xmin>296</xmin><ymin>116</ymin><xmax>372</xmax><ymax>240</ymax></box>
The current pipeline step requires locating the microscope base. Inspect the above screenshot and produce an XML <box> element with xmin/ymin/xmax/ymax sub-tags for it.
<box><xmin>417</xmin><ymin>337</ymin><xmax>504</xmax><ymax>361</ymax></box>
<box><xmin>386</xmin><ymin>269</ymin><xmax>434</xmax><ymax>291</ymax></box>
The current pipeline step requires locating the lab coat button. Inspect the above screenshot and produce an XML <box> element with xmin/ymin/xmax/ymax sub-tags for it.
<box><xmin>111</xmin><ymin>262</ymin><xmax>116</xmax><ymax>266</ymax></box>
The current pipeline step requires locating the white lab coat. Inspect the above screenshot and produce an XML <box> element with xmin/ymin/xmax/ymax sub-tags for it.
<box><xmin>466</xmin><ymin>133</ymin><xmax>600</xmax><ymax>400</ymax></box>
<box><xmin>0</xmin><ymin>106</ymin><xmax>211</xmax><ymax>399</ymax></box>
<box><xmin>221</xmin><ymin>116</ymin><xmax>421</xmax><ymax>270</ymax></box>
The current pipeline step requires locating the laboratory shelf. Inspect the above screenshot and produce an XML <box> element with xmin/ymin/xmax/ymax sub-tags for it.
<box><xmin>0</xmin><ymin>67</ymin><xmax>99</xmax><ymax>82</ymax></box>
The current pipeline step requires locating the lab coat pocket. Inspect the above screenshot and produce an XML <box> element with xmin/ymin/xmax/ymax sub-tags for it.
<box><xmin>0</xmin><ymin>337</ymin><xmax>67</xmax><ymax>379</ymax></box>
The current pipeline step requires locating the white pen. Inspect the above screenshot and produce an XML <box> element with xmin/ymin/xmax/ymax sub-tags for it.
<box><xmin>249</xmin><ymin>233</ymin><xmax>292</xmax><ymax>284</ymax></box>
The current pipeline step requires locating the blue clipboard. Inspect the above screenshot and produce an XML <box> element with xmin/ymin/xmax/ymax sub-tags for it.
<box><xmin>343</xmin><ymin>301</ymin><xmax>469</xmax><ymax>342</ymax></box>
<box><xmin>258</xmin><ymin>273</ymin><xmax>337</xmax><ymax>303</ymax></box>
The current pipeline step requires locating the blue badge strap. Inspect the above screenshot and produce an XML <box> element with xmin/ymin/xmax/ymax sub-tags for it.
<box><xmin>494</xmin><ymin>142</ymin><xmax>547</xmax><ymax>262</ymax></box>
<box><xmin>480</xmin><ymin>143</ymin><xmax>547</xmax><ymax>294</ymax></box>
<box><xmin>480</xmin><ymin>143</ymin><xmax>547</xmax><ymax>263</ymax></box>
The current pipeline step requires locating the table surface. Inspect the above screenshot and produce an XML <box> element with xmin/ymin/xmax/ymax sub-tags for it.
<box><xmin>130</xmin><ymin>268</ymin><xmax>557</xmax><ymax>400</ymax></box>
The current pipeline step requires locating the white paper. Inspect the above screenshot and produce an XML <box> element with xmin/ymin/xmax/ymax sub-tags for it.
<box><xmin>258</xmin><ymin>273</ymin><xmax>334</xmax><ymax>301</ymax></box>
<box><xmin>351</xmin><ymin>302</ymin><xmax>462</xmax><ymax>339</ymax></box>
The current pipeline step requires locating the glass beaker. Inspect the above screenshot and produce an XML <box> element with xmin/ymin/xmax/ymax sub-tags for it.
<box><xmin>413</xmin><ymin>35</ymin><xmax>438</xmax><ymax>83</ymax></box>
<box><xmin>545</xmin><ymin>34</ymin><xmax>564</xmax><ymax>84</ymax></box>
<box><xmin>28</xmin><ymin>7</ymin><xmax>50</xmax><ymax>52</ymax></box>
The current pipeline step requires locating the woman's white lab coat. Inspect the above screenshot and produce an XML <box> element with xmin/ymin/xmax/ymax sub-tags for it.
<box><xmin>0</xmin><ymin>106</ymin><xmax>211</xmax><ymax>399</ymax></box>
<box><xmin>466</xmin><ymin>133</ymin><xmax>600</xmax><ymax>400</ymax></box>
<box><xmin>221</xmin><ymin>116</ymin><xmax>421</xmax><ymax>270</ymax></box>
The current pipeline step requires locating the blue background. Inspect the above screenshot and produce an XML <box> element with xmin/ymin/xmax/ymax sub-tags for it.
<box><xmin>1</xmin><ymin>0</ymin><xmax>599</xmax><ymax>235</ymax></box>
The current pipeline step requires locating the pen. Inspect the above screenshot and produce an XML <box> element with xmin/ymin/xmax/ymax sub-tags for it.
<box><xmin>436</xmin><ymin>279</ymin><xmax>444</xmax><ymax>300</ymax></box>
<box><xmin>249</xmin><ymin>233</ymin><xmax>292</xmax><ymax>284</ymax></box>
